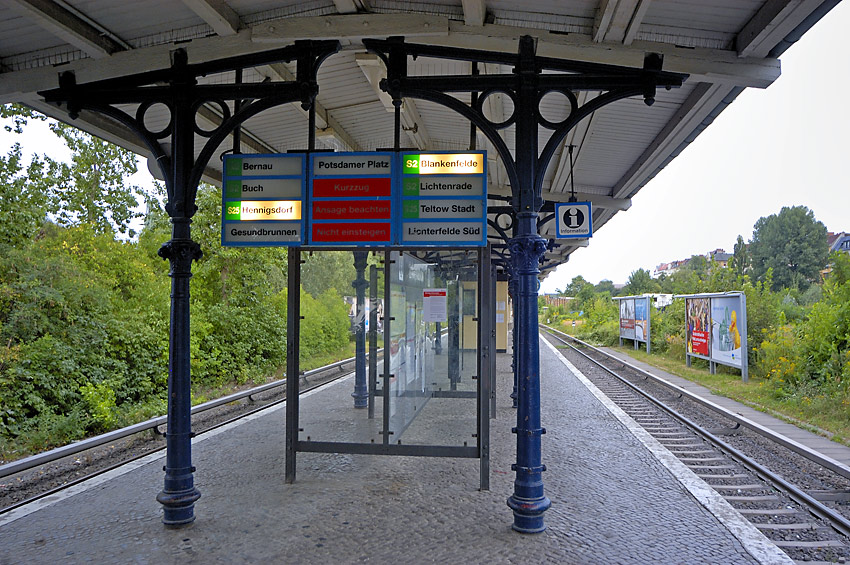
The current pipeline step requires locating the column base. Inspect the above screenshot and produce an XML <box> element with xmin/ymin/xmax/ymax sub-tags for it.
<box><xmin>351</xmin><ymin>391</ymin><xmax>368</xmax><ymax>408</ymax></box>
<box><xmin>157</xmin><ymin>487</ymin><xmax>201</xmax><ymax>526</ymax></box>
<box><xmin>507</xmin><ymin>494</ymin><xmax>551</xmax><ymax>533</ymax></box>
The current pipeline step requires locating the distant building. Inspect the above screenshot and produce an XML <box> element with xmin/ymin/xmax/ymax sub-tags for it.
<box><xmin>653</xmin><ymin>259</ymin><xmax>689</xmax><ymax>278</ymax></box>
<box><xmin>828</xmin><ymin>231</ymin><xmax>850</xmax><ymax>254</ymax></box>
<box><xmin>542</xmin><ymin>294</ymin><xmax>573</xmax><ymax>308</ymax></box>
<box><xmin>708</xmin><ymin>249</ymin><xmax>733</xmax><ymax>267</ymax></box>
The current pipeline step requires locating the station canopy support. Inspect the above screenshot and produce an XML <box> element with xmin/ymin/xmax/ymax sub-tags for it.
<box><xmin>364</xmin><ymin>35</ymin><xmax>684</xmax><ymax>533</ymax></box>
<box><xmin>36</xmin><ymin>33</ymin><xmax>684</xmax><ymax>532</ymax></box>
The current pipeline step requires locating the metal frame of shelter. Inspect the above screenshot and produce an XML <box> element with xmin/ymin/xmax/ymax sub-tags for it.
<box><xmin>285</xmin><ymin>246</ymin><xmax>494</xmax><ymax>490</ymax></box>
<box><xmin>38</xmin><ymin>35</ymin><xmax>685</xmax><ymax>533</ymax></box>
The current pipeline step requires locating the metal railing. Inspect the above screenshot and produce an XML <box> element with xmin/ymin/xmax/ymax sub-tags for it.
<box><xmin>0</xmin><ymin>353</ymin><xmax>367</xmax><ymax>480</ymax></box>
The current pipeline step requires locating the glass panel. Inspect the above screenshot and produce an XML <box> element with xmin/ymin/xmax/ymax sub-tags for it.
<box><xmin>384</xmin><ymin>250</ymin><xmax>479</xmax><ymax>447</ymax></box>
<box><xmin>297</xmin><ymin>250</ymin><xmax>384</xmax><ymax>444</ymax></box>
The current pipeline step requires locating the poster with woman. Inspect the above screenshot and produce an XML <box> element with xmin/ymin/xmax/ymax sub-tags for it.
<box><xmin>711</xmin><ymin>295</ymin><xmax>743</xmax><ymax>368</ymax></box>
<box><xmin>686</xmin><ymin>297</ymin><xmax>710</xmax><ymax>357</ymax></box>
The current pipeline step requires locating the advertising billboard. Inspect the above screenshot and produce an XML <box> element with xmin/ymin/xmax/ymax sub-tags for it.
<box><xmin>619</xmin><ymin>298</ymin><xmax>635</xmax><ymax>339</ymax></box>
<box><xmin>711</xmin><ymin>295</ymin><xmax>744</xmax><ymax>369</ymax></box>
<box><xmin>616</xmin><ymin>295</ymin><xmax>651</xmax><ymax>353</ymax></box>
<box><xmin>679</xmin><ymin>292</ymin><xmax>748</xmax><ymax>380</ymax></box>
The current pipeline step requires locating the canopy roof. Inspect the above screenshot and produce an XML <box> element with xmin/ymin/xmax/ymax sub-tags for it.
<box><xmin>0</xmin><ymin>0</ymin><xmax>839</xmax><ymax>275</ymax></box>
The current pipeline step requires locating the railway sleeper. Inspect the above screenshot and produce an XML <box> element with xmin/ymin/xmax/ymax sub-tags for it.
<box><xmin>684</xmin><ymin>463</ymin><xmax>738</xmax><ymax>471</ymax></box>
<box><xmin>723</xmin><ymin>495</ymin><xmax>782</xmax><ymax>503</ymax></box>
<box><xmin>755</xmin><ymin>522</ymin><xmax>825</xmax><ymax>531</ymax></box>
<box><xmin>677</xmin><ymin>456</ymin><xmax>728</xmax><ymax>464</ymax></box>
<box><xmin>772</xmin><ymin>540</ymin><xmax>847</xmax><ymax>548</ymax></box>
<box><xmin>737</xmin><ymin>508</ymin><xmax>800</xmax><ymax>516</ymax></box>
<box><xmin>808</xmin><ymin>490</ymin><xmax>850</xmax><ymax>502</ymax></box>
<box><xmin>712</xmin><ymin>484</ymin><xmax>774</xmax><ymax>492</ymax></box>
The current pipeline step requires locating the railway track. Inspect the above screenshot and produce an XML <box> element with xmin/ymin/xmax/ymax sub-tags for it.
<box><xmin>0</xmin><ymin>356</ymin><xmax>365</xmax><ymax>515</ymax></box>
<box><xmin>542</xmin><ymin>326</ymin><xmax>850</xmax><ymax>564</ymax></box>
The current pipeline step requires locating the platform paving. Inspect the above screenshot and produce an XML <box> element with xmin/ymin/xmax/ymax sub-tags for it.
<box><xmin>602</xmin><ymin>346</ymin><xmax>850</xmax><ymax>470</ymax></box>
<box><xmin>0</xmin><ymin>338</ymin><xmax>790</xmax><ymax>564</ymax></box>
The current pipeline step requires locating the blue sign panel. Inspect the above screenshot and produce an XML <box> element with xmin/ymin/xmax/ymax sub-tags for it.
<box><xmin>400</xmin><ymin>151</ymin><xmax>488</xmax><ymax>246</ymax></box>
<box><xmin>221</xmin><ymin>154</ymin><xmax>306</xmax><ymax>246</ymax></box>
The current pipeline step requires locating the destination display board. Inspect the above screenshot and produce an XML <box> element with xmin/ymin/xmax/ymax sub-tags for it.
<box><xmin>221</xmin><ymin>154</ymin><xmax>306</xmax><ymax>246</ymax></box>
<box><xmin>221</xmin><ymin>151</ymin><xmax>487</xmax><ymax>247</ymax></box>
<box><xmin>401</xmin><ymin>152</ymin><xmax>487</xmax><ymax>246</ymax></box>
<box><xmin>309</xmin><ymin>152</ymin><xmax>394</xmax><ymax>245</ymax></box>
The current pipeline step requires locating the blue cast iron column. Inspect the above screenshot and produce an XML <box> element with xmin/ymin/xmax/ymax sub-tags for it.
<box><xmin>156</xmin><ymin>72</ymin><xmax>202</xmax><ymax>524</ymax></box>
<box><xmin>509</xmin><ymin>274</ymin><xmax>518</xmax><ymax>408</ymax></box>
<box><xmin>506</xmin><ymin>35</ymin><xmax>550</xmax><ymax>533</ymax></box>
<box><xmin>506</xmin><ymin>225</ymin><xmax>550</xmax><ymax>533</ymax></box>
<box><xmin>352</xmin><ymin>251</ymin><xmax>369</xmax><ymax>408</ymax></box>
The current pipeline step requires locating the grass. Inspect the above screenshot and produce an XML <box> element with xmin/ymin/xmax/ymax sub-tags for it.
<box><xmin>609</xmin><ymin>346</ymin><xmax>850</xmax><ymax>446</ymax></box>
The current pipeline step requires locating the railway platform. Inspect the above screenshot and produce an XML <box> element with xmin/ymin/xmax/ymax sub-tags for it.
<box><xmin>0</xmin><ymin>338</ymin><xmax>790</xmax><ymax>564</ymax></box>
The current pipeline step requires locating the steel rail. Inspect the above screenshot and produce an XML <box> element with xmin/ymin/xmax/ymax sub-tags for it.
<box><xmin>0</xmin><ymin>352</ymin><xmax>376</xmax><ymax>480</ymax></box>
<box><xmin>542</xmin><ymin>327</ymin><xmax>850</xmax><ymax>539</ymax></box>
<box><xmin>541</xmin><ymin>324</ymin><xmax>850</xmax><ymax>482</ymax></box>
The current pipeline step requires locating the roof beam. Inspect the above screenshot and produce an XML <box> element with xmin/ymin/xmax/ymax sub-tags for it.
<box><xmin>333</xmin><ymin>0</ymin><xmax>370</xmax><ymax>14</ymax></box>
<box><xmin>736</xmin><ymin>0</ymin><xmax>823</xmax><ymax>58</ymax></box>
<box><xmin>611</xmin><ymin>81</ymin><xmax>731</xmax><ymax>200</ymax></box>
<box><xmin>462</xmin><ymin>0</ymin><xmax>487</xmax><ymax>27</ymax></box>
<box><xmin>0</xmin><ymin>13</ymin><xmax>780</xmax><ymax>103</ymax></box>
<box><xmin>260</xmin><ymin>62</ymin><xmax>361</xmax><ymax>151</ymax></box>
<box><xmin>489</xmin><ymin>185</ymin><xmax>631</xmax><ymax>211</ymax></box>
<box><xmin>593</xmin><ymin>0</ymin><xmax>651</xmax><ymax>45</ymax></box>
<box><xmin>481</xmin><ymin>63</ymin><xmax>510</xmax><ymax>194</ymax></box>
<box><xmin>546</xmin><ymin>91</ymin><xmax>595</xmax><ymax>201</ymax></box>
<box><xmin>7</xmin><ymin>0</ymin><xmax>125</xmax><ymax>59</ymax></box>
<box><xmin>430</xmin><ymin>21</ymin><xmax>780</xmax><ymax>88</ymax></box>
<box><xmin>355</xmin><ymin>53</ymin><xmax>432</xmax><ymax>149</ymax></box>
<box><xmin>252</xmin><ymin>13</ymin><xmax>448</xmax><ymax>43</ymax></box>
<box><xmin>181</xmin><ymin>0</ymin><xmax>241</xmax><ymax>36</ymax></box>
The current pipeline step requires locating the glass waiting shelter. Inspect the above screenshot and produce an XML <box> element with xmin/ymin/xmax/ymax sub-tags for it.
<box><xmin>285</xmin><ymin>247</ymin><xmax>494</xmax><ymax>489</ymax></box>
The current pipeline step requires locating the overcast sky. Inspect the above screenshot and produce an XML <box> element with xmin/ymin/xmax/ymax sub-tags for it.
<box><xmin>2</xmin><ymin>4</ymin><xmax>848</xmax><ymax>290</ymax></box>
<box><xmin>541</xmin><ymin>2</ymin><xmax>850</xmax><ymax>291</ymax></box>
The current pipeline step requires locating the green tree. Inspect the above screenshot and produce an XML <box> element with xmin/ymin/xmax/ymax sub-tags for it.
<box><xmin>749</xmin><ymin>206</ymin><xmax>828</xmax><ymax>291</ymax></box>
<box><xmin>623</xmin><ymin>268</ymin><xmax>658</xmax><ymax>295</ymax></box>
<box><xmin>47</xmin><ymin>123</ymin><xmax>144</xmax><ymax>237</ymax></box>
<box><xmin>729</xmin><ymin>235</ymin><xmax>750</xmax><ymax>278</ymax></box>
<box><xmin>301</xmin><ymin>251</ymin><xmax>358</xmax><ymax>297</ymax></box>
<box><xmin>0</xmin><ymin>143</ymin><xmax>53</xmax><ymax>248</ymax></box>
<box><xmin>792</xmin><ymin>251</ymin><xmax>850</xmax><ymax>385</ymax></box>
<box><xmin>594</xmin><ymin>279</ymin><xmax>616</xmax><ymax>295</ymax></box>
<box><xmin>684</xmin><ymin>254</ymin><xmax>709</xmax><ymax>278</ymax></box>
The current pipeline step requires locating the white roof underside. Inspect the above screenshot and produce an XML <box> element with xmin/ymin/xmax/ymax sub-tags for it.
<box><xmin>0</xmin><ymin>0</ymin><xmax>840</xmax><ymax>275</ymax></box>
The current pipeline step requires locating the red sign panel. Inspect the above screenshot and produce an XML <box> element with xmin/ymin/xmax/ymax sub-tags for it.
<box><xmin>311</xmin><ymin>223</ymin><xmax>391</xmax><ymax>243</ymax></box>
<box><xmin>312</xmin><ymin>201</ymin><xmax>392</xmax><ymax>220</ymax></box>
<box><xmin>312</xmin><ymin>178</ymin><xmax>392</xmax><ymax>198</ymax></box>
<box><xmin>690</xmin><ymin>330</ymin><xmax>710</xmax><ymax>356</ymax></box>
